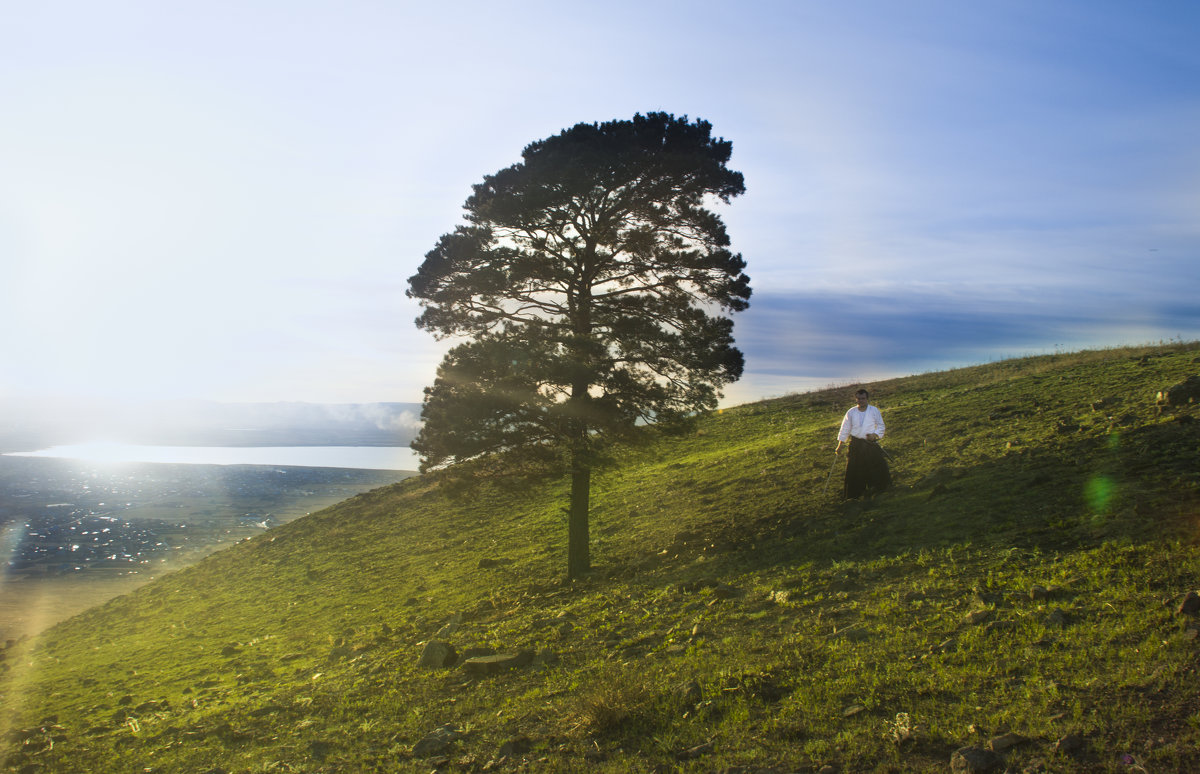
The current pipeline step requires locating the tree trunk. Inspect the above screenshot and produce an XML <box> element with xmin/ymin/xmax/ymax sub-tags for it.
<box><xmin>566</xmin><ymin>272</ymin><xmax>594</xmax><ymax>580</ymax></box>
<box><xmin>567</xmin><ymin>451</ymin><xmax>590</xmax><ymax>579</ymax></box>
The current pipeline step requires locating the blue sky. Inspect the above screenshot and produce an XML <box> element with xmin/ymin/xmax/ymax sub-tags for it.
<box><xmin>2</xmin><ymin>1</ymin><xmax>1198</xmax><ymax>407</ymax></box>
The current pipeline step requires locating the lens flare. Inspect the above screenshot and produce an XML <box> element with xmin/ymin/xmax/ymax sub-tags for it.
<box><xmin>1085</xmin><ymin>474</ymin><xmax>1117</xmax><ymax>513</ymax></box>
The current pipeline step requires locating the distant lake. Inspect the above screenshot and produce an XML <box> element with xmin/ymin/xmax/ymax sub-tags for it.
<box><xmin>4</xmin><ymin>442</ymin><xmax>421</xmax><ymax>471</ymax></box>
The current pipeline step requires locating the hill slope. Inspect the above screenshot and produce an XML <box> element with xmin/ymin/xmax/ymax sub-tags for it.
<box><xmin>3</xmin><ymin>344</ymin><xmax>1200</xmax><ymax>773</ymax></box>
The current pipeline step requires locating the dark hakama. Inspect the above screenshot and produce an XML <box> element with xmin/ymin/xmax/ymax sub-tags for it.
<box><xmin>844</xmin><ymin>436</ymin><xmax>891</xmax><ymax>499</ymax></box>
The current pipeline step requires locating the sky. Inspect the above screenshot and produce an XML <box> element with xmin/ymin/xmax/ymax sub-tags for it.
<box><xmin>3</xmin><ymin>0</ymin><xmax>1198</xmax><ymax>409</ymax></box>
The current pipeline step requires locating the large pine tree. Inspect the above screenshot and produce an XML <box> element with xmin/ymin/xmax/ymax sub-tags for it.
<box><xmin>407</xmin><ymin>112</ymin><xmax>751</xmax><ymax>579</ymax></box>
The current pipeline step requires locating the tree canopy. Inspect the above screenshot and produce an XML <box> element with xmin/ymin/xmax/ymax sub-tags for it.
<box><xmin>407</xmin><ymin>112</ymin><xmax>750</xmax><ymax>578</ymax></box>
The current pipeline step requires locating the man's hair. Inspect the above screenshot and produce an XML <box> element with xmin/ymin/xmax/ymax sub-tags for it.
<box><xmin>856</xmin><ymin>388</ymin><xmax>869</xmax><ymax>398</ymax></box>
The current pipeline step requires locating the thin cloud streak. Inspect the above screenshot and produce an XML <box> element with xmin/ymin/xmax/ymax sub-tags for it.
<box><xmin>727</xmin><ymin>288</ymin><xmax>1200</xmax><ymax>401</ymax></box>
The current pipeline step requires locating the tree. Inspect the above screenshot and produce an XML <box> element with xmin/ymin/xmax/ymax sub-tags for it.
<box><xmin>406</xmin><ymin>112</ymin><xmax>750</xmax><ymax>579</ymax></box>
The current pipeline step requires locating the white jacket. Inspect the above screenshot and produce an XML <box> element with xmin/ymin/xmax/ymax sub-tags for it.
<box><xmin>838</xmin><ymin>405</ymin><xmax>885</xmax><ymax>442</ymax></box>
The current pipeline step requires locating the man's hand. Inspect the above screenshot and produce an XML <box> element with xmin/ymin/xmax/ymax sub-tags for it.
<box><xmin>866</xmin><ymin>433</ymin><xmax>879</xmax><ymax>441</ymax></box>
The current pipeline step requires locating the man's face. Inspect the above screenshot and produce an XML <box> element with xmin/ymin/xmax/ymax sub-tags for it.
<box><xmin>856</xmin><ymin>392</ymin><xmax>869</xmax><ymax>408</ymax></box>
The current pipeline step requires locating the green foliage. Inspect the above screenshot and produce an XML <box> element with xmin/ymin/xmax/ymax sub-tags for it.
<box><xmin>3</xmin><ymin>342</ymin><xmax>1200</xmax><ymax>772</ymax></box>
<box><xmin>407</xmin><ymin>112</ymin><xmax>750</xmax><ymax>466</ymax></box>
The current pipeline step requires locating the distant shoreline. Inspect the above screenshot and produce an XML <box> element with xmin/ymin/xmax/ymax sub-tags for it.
<box><xmin>3</xmin><ymin>443</ymin><xmax>421</xmax><ymax>472</ymax></box>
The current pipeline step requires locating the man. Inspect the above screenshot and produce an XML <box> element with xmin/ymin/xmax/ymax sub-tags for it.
<box><xmin>834</xmin><ymin>388</ymin><xmax>891</xmax><ymax>499</ymax></box>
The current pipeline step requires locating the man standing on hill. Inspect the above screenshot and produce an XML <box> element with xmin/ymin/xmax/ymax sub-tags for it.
<box><xmin>835</xmin><ymin>388</ymin><xmax>891</xmax><ymax>499</ymax></box>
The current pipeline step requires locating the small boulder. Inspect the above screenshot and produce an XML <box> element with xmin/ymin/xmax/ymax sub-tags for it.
<box><xmin>417</xmin><ymin>640</ymin><xmax>457</xmax><ymax>669</ymax></box>
<box><xmin>1176</xmin><ymin>591</ymin><xmax>1200</xmax><ymax>616</ymax></box>
<box><xmin>412</xmin><ymin>724</ymin><xmax>462</xmax><ymax>758</ymax></box>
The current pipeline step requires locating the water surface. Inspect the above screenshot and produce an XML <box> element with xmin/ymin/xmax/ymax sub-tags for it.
<box><xmin>5</xmin><ymin>442</ymin><xmax>420</xmax><ymax>471</ymax></box>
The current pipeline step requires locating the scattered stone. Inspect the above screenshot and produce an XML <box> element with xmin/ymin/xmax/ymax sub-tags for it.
<box><xmin>933</xmin><ymin>637</ymin><xmax>957</xmax><ymax>654</ymax></box>
<box><xmin>461</xmin><ymin>650</ymin><xmax>535</xmax><ymax>676</ymax></box>
<box><xmin>988</xmin><ymin>732</ymin><xmax>1027</xmax><ymax>752</ymax></box>
<box><xmin>842</xmin><ymin>704</ymin><xmax>866</xmax><ymax>717</ymax></box>
<box><xmin>984</xmin><ymin>619</ymin><xmax>1015</xmax><ymax>634</ymax></box>
<box><xmin>220</xmin><ymin>644</ymin><xmax>241</xmax><ymax>657</ymax></box>
<box><xmin>417</xmin><ymin>640</ymin><xmax>457</xmax><ymax>669</ymax></box>
<box><xmin>951</xmin><ymin>745</ymin><xmax>1003</xmax><ymax>773</ymax></box>
<box><xmin>675</xmin><ymin>739</ymin><xmax>715</xmax><ymax>760</ymax></box>
<box><xmin>1157</xmin><ymin>375</ymin><xmax>1200</xmax><ymax>407</ymax></box>
<box><xmin>965</xmin><ymin>609</ymin><xmax>992</xmax><ymax>626</ymax></box>
<box><xmin>1030</xmin><ymin>585</ymin><xmax>1049</xmax><ymax>601</ymax></box>
<box><xmin>1176</xmin><ymin>591</ymin><xmax>1200</xmax><ymax>616</ymax></box>
<box><xmin>412</xmin><ymin>724</ymin><xmax>463</xmax><ymax>758</ymax></box>
<box><xmin>973</xmin><ymin>590</ymin><xmax>1003</xmax><ymax>606</ymax></box>
<box><xmin>460</xmin><ymin>645</ymin><xmax>498</xmax><ymax>661</ymax></box>
<box><xmin>1053</xmin><ymin>732</ymin><xmax>1085</xmax><ymax>757</ymax></box>
<box><xmin>134</xmin><ymin>700</ymin><xmax>168</xmax><ymax>713</ymax></box>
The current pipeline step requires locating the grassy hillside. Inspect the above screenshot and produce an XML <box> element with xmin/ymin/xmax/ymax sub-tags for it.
<box><xmin>3</xmin><ymin>343</ymin><xmax>1199</xmax><ymax>773</ymax></box>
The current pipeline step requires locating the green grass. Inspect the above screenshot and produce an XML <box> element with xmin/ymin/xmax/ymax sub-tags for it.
<box><xmin>3</xmin><ymin>342</ymin><xmax>1200</xmax><ymax>772</ymax></box>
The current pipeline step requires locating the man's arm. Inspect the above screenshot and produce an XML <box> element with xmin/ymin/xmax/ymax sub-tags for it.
<box><xmin>835</xmin><ymin>410</ymin><xmax>852</xmax><ymax>453</ymax></box>
<box><xmin>867</xmin><ymin>406</ymin><xmax>885</xmax><ymax>440</ymax></box>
